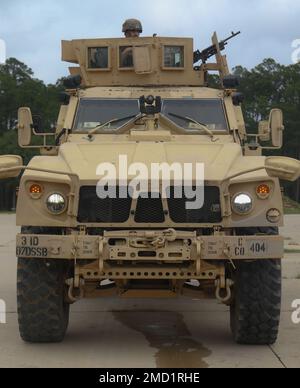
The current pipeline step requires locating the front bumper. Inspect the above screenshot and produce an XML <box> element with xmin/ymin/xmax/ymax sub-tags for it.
<box><xmin>16</xmin><ymin>231</ymin><xmax>284</xmax><ymax>281</ymax></box>
<box><xmin>16</xmin><ymin>230</ymin><xmax>284</xmax><ymax>261</ymax></box>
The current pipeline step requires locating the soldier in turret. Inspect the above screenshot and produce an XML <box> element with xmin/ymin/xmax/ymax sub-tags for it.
<box><xmin>122</xmin><ymin>18</ymin><xmax>143</xmax><ymax>38</ymax></box>
<box><xmin>120</xmin><ymin>19</ymin><xmax>143</xmax><ymax>67</ymax></box>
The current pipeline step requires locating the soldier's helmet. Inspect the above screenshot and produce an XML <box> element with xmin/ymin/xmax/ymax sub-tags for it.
<box><xmin>122</xmin><ymin>19</ymin><xmax>143</xmax><ymax>34</ymax></box>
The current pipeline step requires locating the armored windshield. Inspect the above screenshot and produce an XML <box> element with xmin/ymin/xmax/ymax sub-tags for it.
<box><xmin>74</xmin><ymin>99</ymin><xmax>140</xmax><ymax>131</ymax></box>
<box><xmin>74</xmin><ymin>98</ymin><xmax>228</xmax><ymax>132</ymax></box>
<box><xmin>162</xmin><ymin>99</ymin><xmax>228</xmax><ymax>131</ymax></box>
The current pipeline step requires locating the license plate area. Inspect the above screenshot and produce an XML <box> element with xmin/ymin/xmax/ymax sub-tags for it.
<box><xmin>231</xmin><ymin>238</ymin><xmax>271</xmax><ymax>259</ymax></box>
<box><xmin>16</xmin><ymin>236</ymin><xmax>49</xmax><ymax>258</ymax></box>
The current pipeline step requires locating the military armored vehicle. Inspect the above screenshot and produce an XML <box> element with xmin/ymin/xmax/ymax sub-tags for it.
<box><xmin>1</xmin><ymin>31</ymin><xmax>300</xmax><ymax>344</ymax></box>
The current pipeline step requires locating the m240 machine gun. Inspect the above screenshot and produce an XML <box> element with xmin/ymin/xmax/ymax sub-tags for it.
<box><xmin>194</xmin><ymin>31</ymin><xmax>241</xmax><ymax>64</ymax></box>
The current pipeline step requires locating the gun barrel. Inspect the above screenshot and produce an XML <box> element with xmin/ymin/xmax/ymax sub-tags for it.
<box><xmin>193</xmin><ymin>31</ymin><xmax>241</xmax><ymax>64</ymax></box>
<box><xmin>222</xmin><ymin>31</ymin><xmax>241</xmax><ymax>45</ymax></box>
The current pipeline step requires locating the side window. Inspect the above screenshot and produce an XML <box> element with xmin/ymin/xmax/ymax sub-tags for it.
<box><xmin>164</xmin><ymin>46</ymin><xmax>185</xmax><ymax>68</ymax></box>
<box><xmin>88</xmin><ymin>47</ymin><xmax>109</xmax><ymax>69</ymax></box>
<box><xmin>119</xmin><ymin>46</ymin><xmax>134</xmax><ymax>68</ymax></box>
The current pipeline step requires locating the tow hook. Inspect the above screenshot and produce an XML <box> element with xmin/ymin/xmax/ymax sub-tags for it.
<box><xmin>215</xmin><ymin>278</ymin><xmax>234</xmax><ymax>304</ymax></box>
<box><xmin>129</xmin><ymin>228</ymin><xmax>177</xmax><ymax>249</ymax></box>
<box><xmin>66</xmin><ymin>278</ymin><xmax>85</xmax><ymax>303</ymax></box>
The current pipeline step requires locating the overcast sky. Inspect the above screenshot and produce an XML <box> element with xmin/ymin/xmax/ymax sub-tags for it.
<box><xmin>0</xmin><ymin>0</ymin><xmax>299</xmax><ymax>84</ymax></box>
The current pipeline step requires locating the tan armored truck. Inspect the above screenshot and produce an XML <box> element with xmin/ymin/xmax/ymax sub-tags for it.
<box><xmin>1</xmin><ymin>32</ymin><xmax>300</xmax><ymax>344</ymax></box>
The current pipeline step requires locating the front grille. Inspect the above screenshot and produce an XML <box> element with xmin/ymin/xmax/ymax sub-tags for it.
<box><xmin>167</xmin><ymin>187</ymin><xmax>222</xmax><ymax>223</ymax></box>
<box><xmin>77</xmin><ymin>186</ymin><xmax>222</xmax><ymax>224</ymax></box>
<box><xmin>78</xmin><ymin>187</ymin><xmax>132</xmax><ymax>223</ymax></box>
<box><xmin>135</xmin><ymin>195</ymin><xmax>165</xmax><ymax>223</ymax></box>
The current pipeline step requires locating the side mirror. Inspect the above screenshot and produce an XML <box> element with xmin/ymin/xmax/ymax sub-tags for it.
<box><xmin>269</xmin><ymin>109</ymin><xmax>284</xmax><ymax>148</ymax></box>
<box><xmin>258</xmin><ymin>109</ymin><xmax>284</xmax><ymax>147</ymax></box>
<box><xmin>265</xmin><ymin>156</ymin><xmax>300</xmax><ymax>182</ymax></box>
<box><xmin>0</xmin><ymin>155</ymin><xmax>23</xmax><ymax>180</ymax></box>
<box><xmin>18</xmin><ymin>107</ymin><xmax>33</xmax><ymax>146</ymax></box>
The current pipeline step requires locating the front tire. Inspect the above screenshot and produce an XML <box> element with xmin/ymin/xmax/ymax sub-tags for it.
<box><xmin>230</xmin><ymin>259</ymin><xmax>282</xmax><ymax>345</ymax></box>
<box><xmin>17</xmin><ymin>258</ymin><xmax>70</xmax><ymax>343</ymax></box>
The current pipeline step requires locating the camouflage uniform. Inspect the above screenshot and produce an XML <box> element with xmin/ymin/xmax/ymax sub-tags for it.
<box><xmin>121</xmin><ymin>19</ymin><xmax>143</xmax><ymax>67</ymax></box>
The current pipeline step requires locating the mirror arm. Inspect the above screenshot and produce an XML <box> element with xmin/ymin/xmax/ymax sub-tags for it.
<box><xmin>19</xmin><ymin>130</ymin><xmax>57</xmax><ymax>149</ymax></box>
<box><xmin>245</xmin><ymin>133</ymin><xmax>282</xmax><ymax>150</ymax></box>
<box><xmin>32</xmin><ymin>128</ymin><xmax>56</xmax><ymax>137</ymax></box>
<box><xmin>31</xmin><ymin>127</ymin><xmax>56</xmax><ymax>148</ymax></box>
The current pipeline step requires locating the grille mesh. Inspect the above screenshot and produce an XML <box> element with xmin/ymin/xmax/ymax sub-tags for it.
<box><xmin>135</xmin><ymin>195</ymin><xmax>165</xmax><ymax>223</ymax></box>
<box><xmin>167</xmin><ymin>187</ymin><xmax>222</xmax><ymax>223</ymax></box>
<box><xmin>77</xmin><ymin>186</ymin><xmax>222</xmax><ymax>224</ymax></box>
<box><xmin>78</xmin><ymin>187</ymin><xmax>132</xmax><ymax>223</ymax></box>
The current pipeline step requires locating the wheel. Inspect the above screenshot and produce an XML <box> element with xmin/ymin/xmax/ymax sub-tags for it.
<box><xmin>17</xmin><ymin>258</ymin><xmax>70</xmax><ymax>343</ymax></box>
<box><xmin>230</xmin><ymin>259</ymin><xmax>282</xmax><ymax>345</ymax></box>
<box><xmin>17</xmin><ymin>227</ymin><xmax>71</xmax><ymax>343</ymax></box>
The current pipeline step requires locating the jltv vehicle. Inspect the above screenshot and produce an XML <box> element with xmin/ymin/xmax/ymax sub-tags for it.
<box><xmin>0</xmin><ymin>32</ymin><xmax>299</xmax><ymax>344</ymax></box>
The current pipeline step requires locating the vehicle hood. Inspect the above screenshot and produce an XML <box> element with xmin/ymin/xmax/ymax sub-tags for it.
<box><xmin>27</xmin><ymin>139</ymin><xmax>268</xmax><ymax>183</ymax></box>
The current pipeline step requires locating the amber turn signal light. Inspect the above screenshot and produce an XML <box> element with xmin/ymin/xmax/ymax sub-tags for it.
<box><xmin>256</xmin><ymin>184</ymin><xmax>271</xmax><ymax>199</ymax></box>
<box><xmin>29</xmin><ymin>184</ymin><xmax>43</xmax><ymax>199</ymax></box>
<box><xmin>30</xmin><ymin>184</ymin><xmax>43</xmax><ymax>194</ymax></box>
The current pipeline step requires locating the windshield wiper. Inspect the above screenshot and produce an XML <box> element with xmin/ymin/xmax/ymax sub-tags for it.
<box><xmin>167</xmin><ymin>112</ymin><xmax>219</xmax><ymax>142</ymax></box>
<box><xmin>88</xmin><ymin>114</ymin><xmax>138</xmax><ymax>137</ymax></box>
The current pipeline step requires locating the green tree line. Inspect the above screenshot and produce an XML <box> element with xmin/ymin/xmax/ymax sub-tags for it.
<box><xmin>233</xmin><ymin>59</ymin><xmax>300</xmax><ymax>201</ymax></box>
<box><xmin>0</xmin><ymin>57</ymin><xmax>299</xmax><ymax>210</ymax></box>
<box><xmin>0</xmin><ymin>58</ymin><xmax>63</xmax><ymax>210</ymax></box>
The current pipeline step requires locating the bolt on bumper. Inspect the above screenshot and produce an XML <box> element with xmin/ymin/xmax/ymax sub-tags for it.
<box><xmin>16</xmin><ymin>230</ymin><xmax>284</xmax><ymax>263</ymax></box>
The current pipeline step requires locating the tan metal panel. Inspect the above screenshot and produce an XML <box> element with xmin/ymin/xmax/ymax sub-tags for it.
<box><xmin>62</xmin><ymin>37</ymin><xmax>204</xmax><ymax>87</ymax></box>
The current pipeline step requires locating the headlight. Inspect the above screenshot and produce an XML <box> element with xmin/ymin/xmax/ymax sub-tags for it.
<box><xmin>46</xmin><ymin>193</ymin><xmax>66</xmax><ymax>214</ymax></box>
<box><xmin>232</xmin><ymin>193</ymin><xmax>253</xmax><ymax>214</ymax></box>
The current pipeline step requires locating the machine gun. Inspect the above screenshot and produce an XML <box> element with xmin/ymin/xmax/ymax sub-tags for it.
<box><xmin>193</xmin><ymin>31</ymin><xmax>241</xmax><ymax>64</ymax></box>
